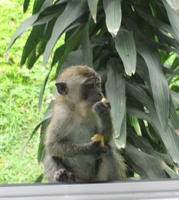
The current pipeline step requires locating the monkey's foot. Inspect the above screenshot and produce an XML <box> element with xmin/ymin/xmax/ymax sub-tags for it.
<box><xmin>54</xmin><ymin>169</ymin><xmax>75</xmax><ymax>182</ymax></box>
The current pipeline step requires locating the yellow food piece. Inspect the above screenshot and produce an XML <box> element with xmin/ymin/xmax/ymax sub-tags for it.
<box><xmin>101</xmin><ymin>97</ymin><xmax>107</xmax><ymax>103</ymax></box>
<box><xmin>91</xmin><ymin>134</ymin><xmax>104</xmax><ymax>147</ymax></box>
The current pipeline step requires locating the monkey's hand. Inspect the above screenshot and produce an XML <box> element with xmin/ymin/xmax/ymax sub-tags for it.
<box><xmin>80</xmin><ymin>140</ymin><xmax>107</xmax><ymax>155</ymax></box>
<box><xmin>91</xmin><ymin>134</ymin><xmax>104</xmax><ymax>147</ymax></box>
<box><xmin>92</xmin><ymin>100</ymin><xmax>111</xmax><ymax>116</ymax></box>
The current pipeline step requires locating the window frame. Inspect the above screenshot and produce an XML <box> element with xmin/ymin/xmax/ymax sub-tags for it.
<box><xmin>1</xmin><ymin>179</ymin><xmax>179</xmax><ymax>200</ymax></box>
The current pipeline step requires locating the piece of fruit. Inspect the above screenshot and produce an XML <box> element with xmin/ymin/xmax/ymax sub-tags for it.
<box><xmin>101</xmin><ymin>97</ymin><xmax>107</xmax><ymax>103</ymax></box>
<box><xmin>91</xmin><ymin>134</ymin><xmax>104</xmax><ymax>147</ymax></box>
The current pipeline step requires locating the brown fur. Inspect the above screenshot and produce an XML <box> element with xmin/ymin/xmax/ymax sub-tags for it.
<box><xmin>44</xmin><ymin>65</ymin><xmax>126</xmax><ymax>182</ymax></box>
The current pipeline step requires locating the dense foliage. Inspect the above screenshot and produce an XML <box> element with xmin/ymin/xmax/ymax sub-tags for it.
<box><xmin>8</xmin><ymin>0</ymin><xmax>179</xmax><ymax>179</ymax></box>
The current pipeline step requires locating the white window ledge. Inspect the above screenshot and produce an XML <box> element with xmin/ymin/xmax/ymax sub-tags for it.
<box><xmin>1</xmin><ymin>179</ymin><xmax>179</xmax><ymax>200</ymax></box>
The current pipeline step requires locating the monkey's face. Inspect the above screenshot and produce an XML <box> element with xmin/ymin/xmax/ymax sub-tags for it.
<box><xmin>55</xmin><ymin>66</ymin><xmax>103</xmax><ymax>107</ymax></box>
<box><xmin>81</xmin><ymin>76</ymin><xmax>103</xmax><ymax>105</ymax></box>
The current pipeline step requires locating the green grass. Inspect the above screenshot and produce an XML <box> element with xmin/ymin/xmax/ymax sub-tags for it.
<box><xmin>0</xmin><ymin>0</ymin><xmax>55</xmax><ymax>183</ymax></box>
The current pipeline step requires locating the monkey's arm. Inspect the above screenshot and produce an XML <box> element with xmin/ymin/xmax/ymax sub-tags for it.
<box><xmin>45</xmin><ymin>116</ymin><xmax>106</xmax><ymax>158</ymax></box>
<box><xmin>46</xmin><ymin>135</ymin><xmax>105</xmax><ymax>158</ymax></box>
<box><xmin>93</xmin><ymin>101</ymin><xmax>113</xmax><ymax>143</ymax></box>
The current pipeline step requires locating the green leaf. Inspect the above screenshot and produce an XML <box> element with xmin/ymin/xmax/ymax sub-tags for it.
<box><xmin>43</xmin><ymin>0</ymin><xmax>87</xmax><ymax>67</ymax></box>
<box><xmin>162</xmin><ymin>161</ymin><xmax>179</xmax><ymax>178</ymax></box>
<box><xmin>33</xmin><ymin>13</ymin><xmax>58</xmax><ymax>26</ymax></box>
<box><xmin>20</xmin><ymin>25</ymin><xmax>45</xmax><ymax>66</ymax></box>
<box><xmin>169</xmin><ymin>95</ymin><xmax>179</xmax><ymax>130</ymax></box>
<box><xmin>115</xmin><ymin>29</ymin><xmax>136</xmax><ymax>76</ymax></box>
<box><xmin>23</xmin><ymin>0</ymin><xmax>30</xmax><ymax>13</ymax></box>
<box><xmin>87</xmin><ymin>0</ymin><xmax>99</xmax><ymax>23</ymax></box>
<box><xmin>171</xmin><ymin>91</ymin><xmax>179</xmax><ymax>108</ymax></box>
<box><xmin>128</xmin><ymin>127</ymin><xmax>174</xmax><ymax>167</ymax></box>
<box><xmin>135</xmin><ymin>6</ymin><xmax>173</xmax><ymax>36</ymax></box>
<box><xmin>38</xmin><ymin>67</ymin><xmax>53</xmax><ymax>110</ymax></box>
<box><xmin>6</xmin><ymin>15</ymin><xmax>39</xmax><ymax>52</ymax></box>
<box><xmin>127</xmin><ymin>83</ymin><xmax>179</xmax><ymax>163</ymax></box>
<box><xmin>125</xmin><ymin>144</ymin><xmax>167</xmax><ymax>178</ymax></box>
<box><xmin>21</xmin><ymin>122</ymin><xmax>42</xmax><ymax>156</ymax></box>
<box><xmin>105</xmin><ymin>59</ymin><xmax>126</xmax><ymax>143</ymax></box>
<box><xmin>103</xmin><ymin>0</ymin><xmax>122</xmax><ymax>37</ymax></box>
<box><xmin>166</xmin><ymin>0</ymin><xmax>179</xmax><ymax>9</ymax></box>
<box><xmin>7</xmin><ymin>0</ymin><xmax>51</xmax><ymax>52</ymax></box>
<box><xmin>37</xmin><ymin>100</ymin><xmax>53</xmax><ymax>163</ymax></box>
<box><xmin>33</xmin><ymin>0</ymin><xmax>46</xmax><ymax>14</ymax></box>
<box><xmin>52</xmin><ymin>25</ymin><xmax>84</xmax><ymax>68</ymax></box>
<box><xmin>35</xmin><ymin>174</ymin><xmax>44</xmax><ymax>183</ymax></box>
<box><xmin>163</xmin><ymin>0</ymin><xmax>179</xmax><ymax>42</ymax></box>
<box><xmin>115</xmin><ymin>114</ymin><xmax>126</xmax><ymax>148</ymax></box>
<box><xmin>27</xmin><ymin>48</ymin><xmax>40</xmax><ymax>69</ymax></box>
<box><xmin>155</xmin><ymin>29</ymin><xmax>179</xmax><ymax>55</ymax></box>
<box><xmin>137</xmin><ymin>43</ymin><xmax>170</xmax><ymax>129</ymax></box>
<box><xmin>81</xmin><ymin>22</ymin><xmax>93</xmax><ymax>67</ymax></box>
<box><xmin>57</xmin><ymin>49</ymin><xmax>84</xmax><ymax>75</ymax></box>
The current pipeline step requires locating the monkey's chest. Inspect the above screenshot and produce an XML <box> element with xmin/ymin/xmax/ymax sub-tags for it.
<box><xmin>69</xmin><ymin>117</ymin><xmax>99</xmax><ymax>144</ymax></box>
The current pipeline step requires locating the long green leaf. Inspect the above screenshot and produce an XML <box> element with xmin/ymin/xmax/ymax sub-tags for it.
<box><xmin>103</xmin><ymin>0</ymin><xmax>122</xmax><ymax>37</ymax></box>
<box><xmin>38</xmin><ymin>100</ymin><xmax>53</xmax><ymax>162</ymax></box>
<box><xmin>171</xmin><ymin>91</ymin><xmax>179</xmax><ymax>108</ymax></box>
<box><xmin>135</xmin><ymin>6</ymin><xmax>173</xmax><ymax>36</ymax></box>
<box><xmin>115</xmin><ymin>114</ymin><xmax>126</xmax><ymax>148</ymax></box>
<box><xmin>52</xmin><ymin>25</ymin><xmax>83</xmax><ymax>69</ymax></box>
<box><xmin>166</xmin><ymin>0</ymin><xmax>179</xmax><ymax>9</ymax></box>
<box><xmin>125</xmin><ymin>144</ymin><xmax>167</xmax><ymax>178</ymax></box>
<box><xmin>23</xmin><ymin>0</ymin><xmax>30</xmax><ymax>13</ymax></box>
<box><xmin>115</xmin><ymin>29</ymin><xmax>136</xmax><ymax>76</ymax></box>
<box><xmin>43</xmin><ymin>0</ymin><xmax>87</xmax><ymax>67</ymax></box>
<box><xmin>7</xmin><ymin>0</ymin><xmax>51</xmax><ymax>52</ymax></box>
<box><xmin>35</xmin><ymin>174</ymin><xmax>44</xmax><ymax>183</ymax></box>
<box><xmin>163</xmin><ymin>0</ymin><xmax>179</xmax><ymax>42</ymax></box>
<box><xmin>81</xmin><ymin>22</ymin><xmax>93</xmax><ymax>67</ymax></box>
<box><xmin>105</xmin><ymin>59</ymin><xmax>126</xmax><ymax>143</ymax></box>
<box><xmin>27</xmin><ymin>48</ymin><xmax>40</xmax><ymax>69</ymax></box>
<box><xmin>137</xmin><ymin>43</ymin><xmax>170</xmax><ymax>129</ymax></box>
<box><xmin>38</xmin><ymin>67</ymin><xmax>53</xmax><ymax>110</ymax></box>
<box><xmin>169</xmin><ymin>95</ymin><xmax>179</xmax><ymax>130</ymax></box>
<box><xmin>162</xmin><ymin>161</ymin><xmax>179</xmax><ymax>178</ymax></box>
<box><xmin>87</xmin><ymin>0</ymin><xmax>99</xmax><ymax>23</ymax></box>
<box><xmin>22</xmin><ymin>100</ymin><xmax>53</xmax><ymax>156</ymax></box>
<box><xmin>6</xmin><ymin>15</ymin><xmax>39</xmax><ymax>52</ymax></box>
<box><xmin>21</xmin><ymin>25</ymin><xmax>45</xmax><ymax>66</ymax></box>
<box><xmin>128</xmin><ymin>127</ymin><xmax>174</xmax><ymax>167</ymax></box>
<box><xmin>127</xmin><ymin>83</ymin><xmax>179</xmax><ymax>163</ymax></box>
<box><xmin>32</xmin><ymin>0</ymin><xmax>46</xmax><ymax>14</ymax></box>
<box><xmin>21</xmin><ymin>122</ymin><xmax>42</xmax><ymax>156</ymax></box>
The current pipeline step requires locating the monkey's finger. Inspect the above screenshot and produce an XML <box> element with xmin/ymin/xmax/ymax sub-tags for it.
<box><xmin>91</xmin><ymin>140</ymin><xmax>101</xmax><ymax>146</ymax></box>
<box><xmin>101</xmin><ymin>98</ymin><xmax>111</xmax><ymax>109</ymax></box>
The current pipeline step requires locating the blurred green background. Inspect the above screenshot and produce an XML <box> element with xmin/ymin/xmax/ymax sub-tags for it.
<box><xmin>0</xmin><ymin>0</ymin><xmax>55</xmax><ymax>183</ymax></box>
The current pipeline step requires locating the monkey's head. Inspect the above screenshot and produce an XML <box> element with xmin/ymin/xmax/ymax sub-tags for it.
<box><xmin>56</xmin><ymin>65</ymin><xmax>103</xmax><ymax>106</ymax></box>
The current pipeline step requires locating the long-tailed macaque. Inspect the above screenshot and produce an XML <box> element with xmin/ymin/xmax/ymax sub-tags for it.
<box><xmin>44</xmin><ymin>65</ymin><xmax>126</xmax><ymax>182</ymax></box>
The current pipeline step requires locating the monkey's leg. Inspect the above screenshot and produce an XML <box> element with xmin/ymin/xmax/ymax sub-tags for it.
<box><xmin>96</xmin><ymin>149</ymin><xmax>126</xmax><ymax>181</ymax></box>
<box><xmin>43</xmin><ymin>155</ymin><xmax>75</xmax><ymax>183</ymax></box>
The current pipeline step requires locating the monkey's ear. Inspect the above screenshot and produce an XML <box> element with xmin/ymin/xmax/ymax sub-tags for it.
<box><xmin>56</xmin><ymin>82</ymin><xmax>68</xmax><ymax>96</ymax></box>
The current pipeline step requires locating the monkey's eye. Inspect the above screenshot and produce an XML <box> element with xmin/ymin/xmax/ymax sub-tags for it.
<box><xmin>86</xmin><ymin>82</ymin><xmax>95</xmax><ymax>88</ymax></box>
<box><xmin>84</xmin><ymin>79</ymin><xmax>95</xmax><ymax>88</ymax></box>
